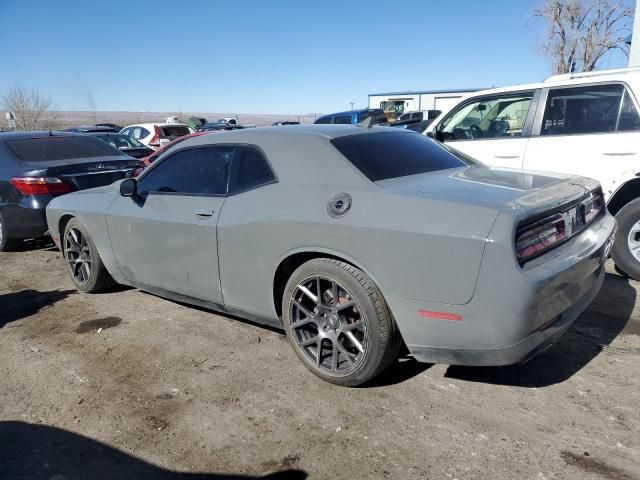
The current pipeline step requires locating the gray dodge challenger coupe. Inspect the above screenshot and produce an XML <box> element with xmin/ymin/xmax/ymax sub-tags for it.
<box><xmin>46</xmin><ymin>125</ymin><xmax>616</xmax><ymax>386</ymax></box>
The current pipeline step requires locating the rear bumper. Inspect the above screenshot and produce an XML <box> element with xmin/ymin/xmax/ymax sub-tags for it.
<box><xmin>1</xmin><ymin>202</ymin><xmax>50</xmax><ymax>239</ymax></box>
<box><xmin>387</xmin><ymin>213</ymin><xmax>616</xmax><ymax>366</ymax></box>
<box><xmin>408</xmin><ymin>265</ymin><xmax>604</xmax><ymax>365</ymax></box>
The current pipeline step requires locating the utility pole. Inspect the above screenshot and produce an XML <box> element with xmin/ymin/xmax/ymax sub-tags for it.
<box><xmin>350</xmin><ymin>102</ymin><xmax>355</xmax><ymax>111</ymax></box>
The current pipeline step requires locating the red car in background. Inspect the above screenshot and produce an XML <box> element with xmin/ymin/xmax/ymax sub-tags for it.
<box><xmin>140</xmin><ymin>131</ymin><xmax>214</xmax><ymax>167</ymax></box>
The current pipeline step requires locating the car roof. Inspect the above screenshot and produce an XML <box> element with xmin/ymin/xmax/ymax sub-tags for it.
<box><xmin>181</xmin><ymin>124</ymin><xmax>409</xmax><ymax>146</ymax></box>
<box><xmin>319</xmin><ymin>109</ymin><xmax>380</xmax><ymax>118</ymax></box>
<box><xmin>122</xmin><ymin>123</ymin><xmax>191</xmax><ymax>128</ymax></box>
<box><xmin>0</xmin><ymin>131</ymin><xmax>85</xmax><ymax>141</ymax></box>
<box><xmin>454</xmin><ymin>68</ymin><xmax>640</xmax><ymax>100</ymax></box>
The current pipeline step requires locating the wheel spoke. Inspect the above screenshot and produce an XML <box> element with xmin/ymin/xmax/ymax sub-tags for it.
<box><xmin>345</xmin><ymin>331</ymin><xmax>364</xmax><ymax>353</ymax></box>
<box><xmin>292</xmin><ymin>316</ymin><xmax>315</xmax><ymax>329</ymax></box>
<box><xmin>342</xmin><ymin>319</ymin><xmax>363</xmax><ymax>331</ymax></box>
<box><xmin>316</xmin><ymin>342</ymin><xmax>322</xmax><ymax>366</ymax></box>
<box><xmin>298</xmin><ymin>285</ymin><xmax>318</xmax><ymax>304</ymax></box>
<box><xmin>336</xmin><ymin>300</ymin><xmax>355</xmax><ymax>311</ymax></box>
<box><xmin>292</xmin><ymin>299</ymin><xmax>314</xmax><ymax>319</ymax></box>
<box><xmin>81</xmin><ymin>263</ymin><xmax>91</xmax><ymax>281</ymax></box>
<box><xmin>337</xmin><ymin>343</ymin><xmax>355</xmax><ymax>366</ymax></box>
<box><xmin>299</xmin><ymin>335</ymin><xmax>319</xmax><ymax>347</ymax></box>
<box><xmin>331</xmin><ymin>281</ymin><xmax>339</xmax><ymax>306</ymax></box>
<box><xmin>330</xmin><ymin>343</ymin><xmax>339</xmax><ymax>372</ymax></box>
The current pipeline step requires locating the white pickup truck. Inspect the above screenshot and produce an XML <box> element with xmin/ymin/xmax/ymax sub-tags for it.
<box><xmin>426</xmin><ymin>67</ymin><xmax>640</xmax><ymax>279</ymax></box>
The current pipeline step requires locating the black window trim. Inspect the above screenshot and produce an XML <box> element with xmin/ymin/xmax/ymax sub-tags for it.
<box><xmin>437</xmin><ymin>89</ymin><xmax>541</xmax><ymax>142</ymax></box>
<box><xmin>137</xmin><ymin>143</ymin><xmax>278</xmax><ymax>199</ymax></box>
<box><xmin>227</xmin><ymin>144</ymin><xmax>279</xmax><ymax>196</ymax></box>
<box><xmin>531</xmin><ymin>80</ymin><xmax>639</xmax><ymax>138</ymax></box>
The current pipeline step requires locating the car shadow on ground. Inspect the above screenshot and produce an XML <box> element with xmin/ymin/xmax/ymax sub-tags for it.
<box><xmin>444</xmin><ymin>272</ymin><xmax>638</xmax><ymax>388</ymax></box>
<box><xmin>13</xmin><ymin>237</ymin><xmax>58</xmax><ymax>252</ymax></box>
<box><xmin>0</xmin><ymin>289</ymin><xmax>75</xmax><ymax>328</ymax></box>
<box><xmin>0</xmin><ymin>421</ymin><xmax>307</xmax><ymax>480</ymax></box>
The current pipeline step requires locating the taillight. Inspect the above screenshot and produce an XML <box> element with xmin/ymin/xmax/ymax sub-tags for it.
<box><xmin>148</xmin><ymin>125</ymin><xmax>161</xmax><ymax>148</ymax></box>
<box><xmin>11</xmin><ymin>176</ymin><xmax>74</xmax><ymax>195</ymax></box>
<box><xmin>583</xmin><ymin>194</ymin><xmax>603</xmax><ymax>224</ymax></box>
<box><xmin>516</xmin><ymin>214</ymin><xmax>566</xmax><ymax>263</ymax></box>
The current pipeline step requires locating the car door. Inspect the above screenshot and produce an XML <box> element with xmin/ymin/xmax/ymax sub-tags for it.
<box><xmin>436</xmin><ymin>90</ymin><xmax>538</xmax><ymax>168</ymax></box>
<box><xmin>106</xmin><ymin>145</ymin><xmax>233</xmax><ymax>303</ymax></box>
<box><xmin>523</xmin><ymin>82</ymin><xmax>640</xmax><ymax>199</ymax></box>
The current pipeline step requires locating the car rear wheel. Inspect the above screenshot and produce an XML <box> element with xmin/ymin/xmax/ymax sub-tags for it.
<box><xmin>282</xmin><ymin>258</ymin><xmax>402</xmax><ymax>387</ymax></box>
<box><xmin>63</xmin><ymin>218</ymin><xmax>116</xmax><ymax>293</ymax></box>
<box><xmin>612</xmin><ymin>198</ymin><xmax>640</xmax><ymax>281</ymax></box>
<box><xmin>0</xmin><ymin>212</ymin><xmax>21</xmax><ymax>252</ymax></box>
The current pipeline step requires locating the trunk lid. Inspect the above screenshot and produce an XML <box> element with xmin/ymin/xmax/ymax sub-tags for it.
<box><xmin>23</xmin><ymin>155</ymin><xmax>140</xmax><ymax>191</ymax></box>
<box><xmin>375</xmin><ymin>165</ymin><xmax>598</xmax><ymax>215</ymax></box>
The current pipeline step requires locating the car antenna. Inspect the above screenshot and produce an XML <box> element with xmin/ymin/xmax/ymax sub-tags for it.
<box><xmin>356</xmin><ymin>116</ymin><xmax>374</xmax><ymax>128</ymax></box>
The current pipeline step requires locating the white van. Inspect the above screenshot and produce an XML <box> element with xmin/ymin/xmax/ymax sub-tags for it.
<box><xmin>426</xmin><ymin>67</ymin><xmax>640</xmax><ymax>279</ymax></box>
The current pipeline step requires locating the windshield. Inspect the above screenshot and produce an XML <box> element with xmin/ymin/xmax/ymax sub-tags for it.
<box><xmin>95</xmin><ymin>134</ymin><xmax>145</xmax><ymax>149</ymax></box>
<box><xmin>331</xmin><ymin>131</ymin><xmax>473</xmax><ymax>181</ymax></box>
<box><xmin>160</xmin><ymin>126</ymin><xmax>191</xmax><ymax>138</ymax></box>
<box><xmin>6</xmin><ymin>136</ymin><xmax>119</xmax><ymax>162</ymax></box>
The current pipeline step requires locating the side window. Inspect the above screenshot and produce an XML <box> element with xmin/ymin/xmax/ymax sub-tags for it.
<box><xmin>541</xmin><ymin>84</ymin><xmax>625</xmax><ymax>136</ymax></box>
<box><xmin>440</xmin><ymin>92</ymin><xmax>534</xmax><ymax>140</ymax></box>
<box><xmin>139</xmin><ymin>127</ymin><xmax>150</xmax><ymax>139</ymax></box>
<box><xmin>121</xmin><ymin>128</ymin><xmax>131</xmax><ymax>136</ymax></box>
<box><xmin>334</xmin><ymin>115</ymin><xmax>352</xmax><ymax>124</ymax></box>
<box><xmin>315</xmin><ymin>116</ymin><xmax>332</xmax><ymax>124</ymax></box>
<box><xmin>137</xmin><ymin>146</ymin><xmax>233</xmax><ymax>197</ymax></box>
<box><xmin>228</xmin><ymin>146</ymin><xmax>276</xmax><ymax>194</ymax></box>
<box><xmin>617</xmin><ymin>90</ymin><xmax>640</xmax><ymax>131</ymax></box>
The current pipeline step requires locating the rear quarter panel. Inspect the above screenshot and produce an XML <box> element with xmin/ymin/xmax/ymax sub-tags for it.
<box><xmin>217</xmin><ymin>183</ymin><xmax>499</xmax><ymax>320</ymax></box>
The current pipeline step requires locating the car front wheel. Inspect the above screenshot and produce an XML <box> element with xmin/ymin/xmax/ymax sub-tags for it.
<box><xmin>282</xmin><ymin>258</ymin><xmax>402</xmax><ymax>386</ymax></box>
<box><xmin>612</xmin><ymin>198</ymin><xmax>640</xmax><ymax>280</ymax></box>
<box><xmin>63</xmin><ymin>218</ymin><xmax>116</xmax><ymax>293</ymax></box>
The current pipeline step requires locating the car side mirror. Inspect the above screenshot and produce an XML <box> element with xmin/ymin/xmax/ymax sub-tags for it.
<box><xmin>431</xmin><ymin>125</ymin><xmax>445</xmax><ymax>142</ymax></box>
<box><xmin>120</xmin><ymin>178</ymin><xmax>138</xmax><ymax>197</ymax></box>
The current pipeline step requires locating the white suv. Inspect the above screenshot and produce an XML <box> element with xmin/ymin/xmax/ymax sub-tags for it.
<box><xmin>120</xmin><ymin>123</ymin><xmax>194</xmax><ymax>150</ymax></box>
<box><xmin>426</xmin><ymin>67</ymin><xmax>640</xmax><ymax>279</ymax></box>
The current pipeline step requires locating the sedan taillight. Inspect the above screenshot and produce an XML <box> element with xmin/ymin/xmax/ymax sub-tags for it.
<box><xmin>516</xmin><ymin>214</ymin><xmax>566</xmax><ymax>263</ymax></box>
<box><xmin>11</xmin><ymin>176</ymin><xmax>74</xmax><ymax>195</ymax></box>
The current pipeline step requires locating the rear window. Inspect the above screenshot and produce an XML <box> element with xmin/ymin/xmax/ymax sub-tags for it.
<box><xmin>331</xmin><ymin>131</ymin><xmax>470</xmax><ymax>181</ymax></box>
<box><xmin>358</xmin><ymin>110</ymin><xmax>388</xmax><ymax>125</ymax></box>
<box><xmin>5</xmin><ymin>136</ymin><xmax>119</xmax><ymax>162</ymax></box>
<box><xmin>161</xmin><ymin>126</ymin><xmax>191</xmax><ymax>138</ymax></box>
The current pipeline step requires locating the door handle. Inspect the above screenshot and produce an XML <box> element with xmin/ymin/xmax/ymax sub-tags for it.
<box><xmin>195</xmin><ymin>209</ymin><xmax>214</xmax><ymax>217</ymax></box>
<box><xmin>493</xmin><ymin>154</ymin><xmax>520</xmax><ymax>159</ymax></box>
<box><xmin>603</xmin><ymin>151</ymin><xmax>636</xmax><ymax>156</ymax></box>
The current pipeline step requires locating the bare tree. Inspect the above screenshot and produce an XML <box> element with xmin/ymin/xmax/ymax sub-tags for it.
<box><xmin>533</xmin><ymin>0</ymin><xmax>633</xmax><ymax>74</ymax></box>
<box><xmin>2</xmin><ymin>85</ymin><xmax>56</xmax><ymax>130</ymax></box>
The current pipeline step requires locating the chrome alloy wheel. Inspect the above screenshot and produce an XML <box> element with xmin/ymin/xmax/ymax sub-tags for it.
<box><xmin>65</xmin><ymin>227</ymin><xmax>92</xmax><ymax>284</ymax></box>
<box><xmin>288</xmin><ymin>276</ymin><xmax>367</xmax><ymax>375</ymax></box>
<box><xmin>627</xmin><ymin>220</ymin><xmax>640</xmax><ymax>262</ymax></box>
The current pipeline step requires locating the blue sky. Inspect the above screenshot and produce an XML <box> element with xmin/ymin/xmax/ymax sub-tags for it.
<box><xmin>0</xmin><ymin>0</ymin><xmax>632</xmax><ymax>114</ymax></box>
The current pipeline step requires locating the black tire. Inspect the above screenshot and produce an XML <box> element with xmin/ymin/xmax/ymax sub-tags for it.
<box><xmin>0</xmin><ymin>212</ymin><xmax>22</xmax><ymax>252</ymax></box>
<box><xmin>63</xmin><ymin>218</ymin><xmax>116</xmax><ymax>293</ymax></box>
<box><xmin>612</xmin><ymin>197</ymin><xmax>640</xmax><ymax>281</ymax></box>
<box><xmin>282</xmin><ymin>258</ymin><xmax>402</xmax><ymax>387</ymax></box>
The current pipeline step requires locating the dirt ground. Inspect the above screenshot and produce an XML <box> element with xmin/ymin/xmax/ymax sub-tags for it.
<box><xmin>1</xmin><ymin>242</ymin><xmax>639</xmax><ymax>480</ymax></box>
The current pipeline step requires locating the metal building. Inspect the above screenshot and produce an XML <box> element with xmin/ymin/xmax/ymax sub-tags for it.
<box><xmin>367</xmin><ymin>88</ymin><xmax>483</xmax><ymax>118</ymax></box>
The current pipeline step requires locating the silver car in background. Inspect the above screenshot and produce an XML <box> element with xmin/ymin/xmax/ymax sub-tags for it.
<box><xmin>46</xmin><ymin>126</ymin><xmax>616</xmax><ymax>386</ymax></box>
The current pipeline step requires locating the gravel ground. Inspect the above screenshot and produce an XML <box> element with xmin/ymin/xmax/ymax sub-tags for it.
<box><xmin>1</xmin><ymin>242</ymin><xmax>639</xmax><ymax>480</ymax></box>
